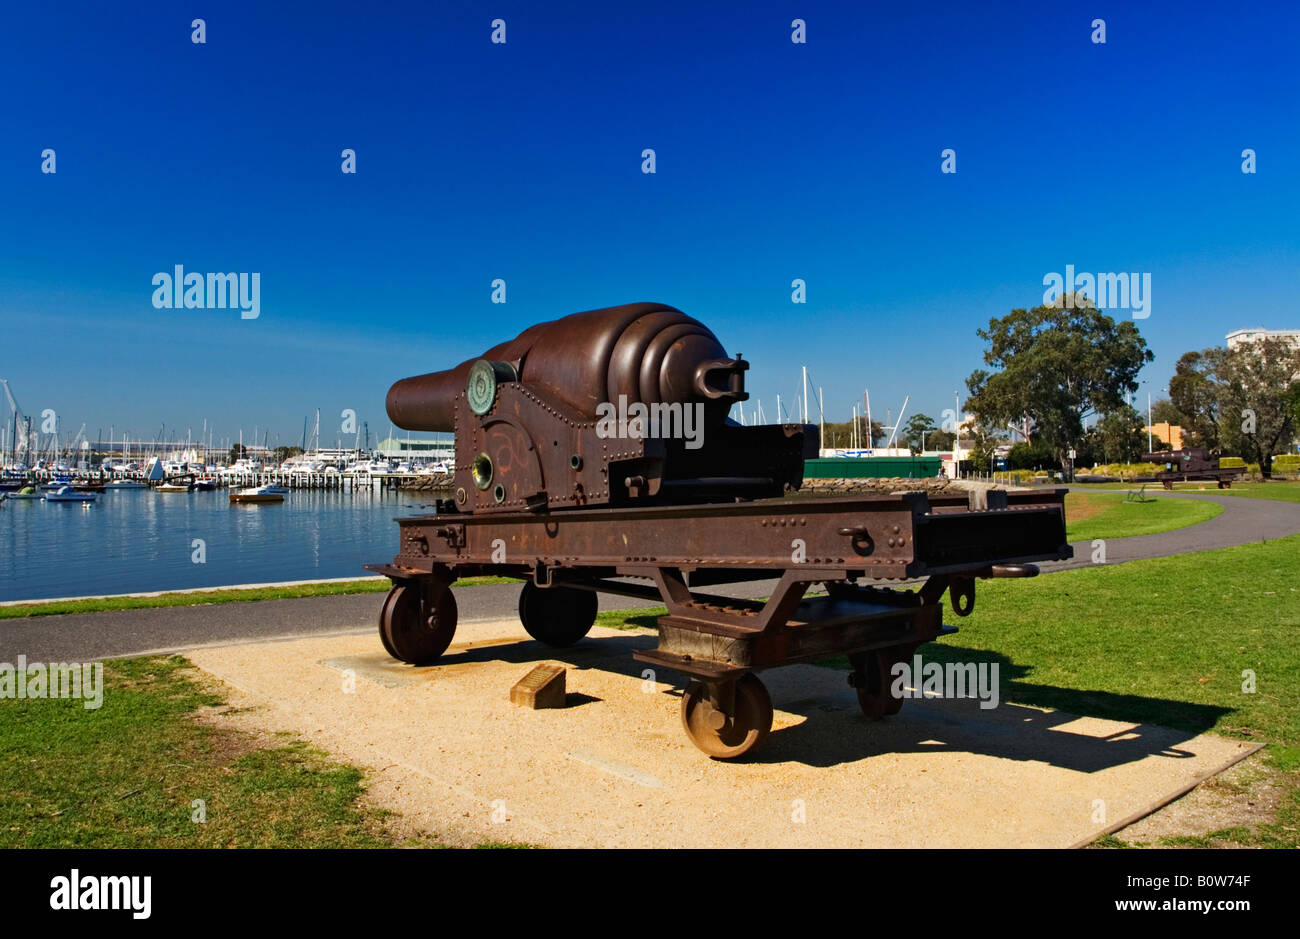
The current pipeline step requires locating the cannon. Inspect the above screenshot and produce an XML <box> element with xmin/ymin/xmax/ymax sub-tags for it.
<box><xmin>386</xmin><ymin>301</ymin><xmax>813</xmax><ymax>511</ymax></box>
<box><xmin>1141</xmin><ymin>448</ymin><xmax>1244</xmax><ymax>489</ymax></box>
<box><xmin>367</xmin><ymin>302</ymin><xmax>1072</xmax><ymax>759</ymax></box>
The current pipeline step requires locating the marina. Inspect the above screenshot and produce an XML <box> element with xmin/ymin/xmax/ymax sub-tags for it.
<box><xmin>0</xmin><ymin>485</ymin><xmax>438</xmax><ymax>603</ymax></box>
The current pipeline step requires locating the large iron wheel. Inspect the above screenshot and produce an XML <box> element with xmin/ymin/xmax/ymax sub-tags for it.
<box><xmin>379</xmin><ymin>583</ymin><xmax>458</xmax><ymax>665</ymax></box>
<box><xmin>518</xmin><ymin>582</ymin><xmax>598</xmax><ymax>647</ymax></box>
<box><xmin>680</xmin><ymin>674</ymin><xmax>773</xmax><ymax>760</ymax></box>
<box><xmin>848</xmin><ymin>649</ymin><xmax>905</xmax><ymax>719</ymax></box>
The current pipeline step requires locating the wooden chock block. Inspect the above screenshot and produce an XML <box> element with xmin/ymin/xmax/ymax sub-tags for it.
<box><xmin>511</xmin><ymin>663</ymin><xmax>566</xmax><ymax>709</ymax></box>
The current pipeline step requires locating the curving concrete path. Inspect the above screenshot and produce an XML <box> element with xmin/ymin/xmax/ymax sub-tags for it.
<box><xmin>1044</xmin><ymin>487</ymin><xmax>1300</xmax><ymax>572</ymax></box>
<box><xmin>4</xmin><ymin>489</ymin><xmax>1299</xmax><ymax>663</ymax></box>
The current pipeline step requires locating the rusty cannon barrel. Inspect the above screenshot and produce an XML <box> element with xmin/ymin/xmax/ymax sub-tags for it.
<box><xmin>386</xmin><ymin>302</ymin><xmax>748</xmax><ymax>433</ymax></box>
<box><xmin>386</xmin><ymin>301</ymin><xmax>816</xmax><ymax>512</ymax></box>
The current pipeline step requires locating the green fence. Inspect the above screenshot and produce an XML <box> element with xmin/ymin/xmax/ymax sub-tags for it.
<box><xmin>804</xmin><ymin>456</ymin><xmax>942</xmax><ymax>479</ymax></box>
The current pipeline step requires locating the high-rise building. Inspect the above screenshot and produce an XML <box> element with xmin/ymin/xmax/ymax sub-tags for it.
<box><xmin>1226</xmin><ymin>327</ymin><xmax>1300</xmax><ymax>350</ymax></box>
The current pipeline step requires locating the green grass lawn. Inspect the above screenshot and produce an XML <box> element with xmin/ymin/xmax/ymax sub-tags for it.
<box><xmin>1063</xmin><ymin>490</ymin><xmax>1221</xmax><ymax>541</ymax></box>
<box><xmin>0</xmin><ymin>575</ymin><xmax>520</xmax><ymax>621</ymax></box>
<box><xmin>0</xmin><ymin>656</ymin><xmax>533</xmax><ymax>848</ymax></box>
<box><xmin>1184</xmin><ymin>481</ymin><xmax>1300</xmax><ymax>503</ymax></box>
<box><xmin>0</xmin><ymin>657</ymin><xmax>403</xmax><ymax>847</ymax></box>
<box><xmin>1072</xmin><ymin>480</ymin><xmax>1300</xmax><ymax>503</ymax></box>
<box><xmin>944</xmin><ymin>536</ymin><xmax>1300</xmax><ymax>747</ymax></box>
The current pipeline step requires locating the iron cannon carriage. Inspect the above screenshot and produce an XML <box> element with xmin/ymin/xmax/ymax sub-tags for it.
<box><xmin>367</xmin><ymin>302</ymin><xmax>1071</xmax><ymax>758</ymax></box>
<box><xmin>1141</xmin><ymin>448</ymin><xmax>1245</xmax><ymax>489</ymax></box>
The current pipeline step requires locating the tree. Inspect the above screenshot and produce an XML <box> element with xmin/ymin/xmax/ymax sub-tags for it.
<box><xmin>902</xmin><ymin>413</ymin><xmax>936</xmax><ymax>455</ymax></box>
<box><xmin>1214</xmin><ymin>338</ymin><xmax>1300</xmax><ymax>477</ymax></box>
<box><xmin>928</xmin><ymin>428</ymin><xmax>956</xmax><ymax>451</ymax></box>
<box><xmin>1169</xmin><ymin>339</ymin><xmax>1300</xmax><ymax>474</ymax></box>
<box><xmin>1169</xmin><ymin>350</ymin><xmax>1222</xmax><ymax>450</ymax></box>
<box><xmin>817</xmin><ymin>418</ymin><xmax>885</xmax><ymax>449</ymax></box>
<box><xmin>1150</xmin><ymin>398</ymin><xmax>1184</xmax><ymax>426</ymax></box>
<box><xmin>1092</xmin><ymin>405</ymin><xmax>1147</xmax><ymax>464</ymax></box>
<box><xmin>273</xmin><ymin>445</ymin><xmax>304</xmax><ymax>464</ymax></box>
<box><xmin>965</xmin><ymin>421</ymin><xmax>998</xmax><ymax>474</ymax></box>
<box><xmin>965</xmin><ymin>294</ymin><xmax>1152</xmax><ymax>480</ymax></box>
<box><xmin>1007</xmin><ymin>440</ymin><xmax>1059</xmax><ymax>471</ymax></box>
<box><xmin>228</xmin><ymin>443</ymin><xmax>246</xmax><ymax>463</ymax></box>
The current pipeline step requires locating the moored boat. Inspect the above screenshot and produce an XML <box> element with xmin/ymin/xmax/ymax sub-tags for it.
<box><xmin>43</xmin><ymin>485</ymin><xmax>96</xmax><ymax>503</ymax></box>
<box><xmin>230</xmin><ymin>483</ymin><xmax>286</xmax><ymax>504</ymax></box>
<box><xmin>2</xmin><ymin>485</ymin><xmax>42</xmax><ymax>500</ymax></box>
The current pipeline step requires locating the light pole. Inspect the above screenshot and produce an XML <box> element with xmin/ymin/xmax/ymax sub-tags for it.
<box><xmin>1137</xmin><ymin>381</ymin><xmax>1168</xmax><ymax>453</ymax></box>
<box><xmin>1147</xmin><ymin>392</ymin><xmax>1152</xmax><ymax>453</ymax></box>
<box><xmin>952</xmin><ymin>391</ymin><xmax>961</xmax><ymax>479</ymax></box>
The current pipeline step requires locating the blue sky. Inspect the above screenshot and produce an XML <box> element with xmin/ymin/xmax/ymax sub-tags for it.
<box><xmin>1</xmin><ymin>1</ymin><xmax>1296</xmax><ymax>450</ymax></box>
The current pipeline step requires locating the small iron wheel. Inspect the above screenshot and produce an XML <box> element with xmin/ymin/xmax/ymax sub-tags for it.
<box><xmin>518</xmin><ymin>581</ymin><xmax>598</xmax><ymax>647</ymax></box>
<box><xmin>680</xmin><ymin>674</ymin><xmax>773</xmax><ymax>759</ymax></box>
<box><xmin>849</xmin><ymin>650</ymin><xmax>904</xmax><ymax>719</ymax></box>
<box><xmin>380</xmin><ymin>583</ymin><xmax>458</xmax><ymax>665</ymax></box>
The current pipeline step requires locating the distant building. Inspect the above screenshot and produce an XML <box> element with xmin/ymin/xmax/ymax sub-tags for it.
<box><xmin>1145</xmin><ymin>422</ymin><xmax>1184</xmax><ymax>449</ymax></box>
<box><xmin>1226</xmin><ymin>327</ymin><xmax>1300</xmax><ymax>350</ymax></box>
<box><xmin>375</xmin><ymin>436</ymin><xmax>454</xmax><ymax>461</ymax></box>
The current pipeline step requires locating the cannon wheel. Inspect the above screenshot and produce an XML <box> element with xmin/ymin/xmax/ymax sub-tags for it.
<box><xmin>680</xmin><ymin>674</ymin><xmax>773</xmax><ymax>759</ymax></box>
<box><xmin>848</xmin><ymin>649</ymin><xmax>905</xmax><ymax>719</ymax></box>
<box><xmin>518</xmin><ymin>582</ymin><xmax>598</xmax><ymax>647</ymax></box>
<box><xmin>380</xmin><ymin>582</ymin><xmax>458</xmax><ymax>665</ymax></box>
<box><xmin>377</xmin><ymin>597</ymin><xmax>399</xmax><ymax>659</ymax></box>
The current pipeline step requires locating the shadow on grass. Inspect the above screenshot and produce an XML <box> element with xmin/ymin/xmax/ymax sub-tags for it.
<box><xmin>820</xmin><ymin>642</ymin><xmax>1233</xmax><ymax>740</ymax></box>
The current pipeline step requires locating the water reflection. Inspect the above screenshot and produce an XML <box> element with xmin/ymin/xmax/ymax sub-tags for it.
<box><xmin>0</xmin><ymin>487</ymin><xmax>423</xmax><ymax>601</ymax></box>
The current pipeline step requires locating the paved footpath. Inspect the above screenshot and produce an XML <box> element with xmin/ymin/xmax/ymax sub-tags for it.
<box><xmin>4</xmin><ymin>489</ymin><xmax>1298</xmax><ymax>663</ymax></box>
<box><xmin>1042</xmin><ymin>487</ymin><xmax>1300</xmax><ymax>571</ymax></box>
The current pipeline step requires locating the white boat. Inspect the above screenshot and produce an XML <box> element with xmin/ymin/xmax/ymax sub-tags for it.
<box><xmin>43</xmin><ymin>485</ymin><xmax>96</xmax><ymax>503</ymax></box>
<box><xmin>105</xmin><ymin>479</ymin><xmax>146</xmax><ymax>490</ymax></box>
<box><xmin>230</xmin><ymin>483</ymin><xmax>287</xmax><ymax>504</ymax></box>
<box><xmin>285</xmin><ymin>460</ymin><xmax>325</xmax><ymax>476</ymax></box>
<box><xmin>427</xmin><ymin>460</ymin><xmax>452</xmax><ymax>474</ymax></box>
<box><xmin>343</xmin><ymin>459</ymin><xmax>393</xmax><ymax>476</ymax></box>
<box><xmin>155</xmin><ymin>482</ymin><xmax>192</xmax><ymax>493</ymax></box>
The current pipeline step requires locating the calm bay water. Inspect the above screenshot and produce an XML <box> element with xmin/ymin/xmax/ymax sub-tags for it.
<box><xmin>0</xmin><ymin>487</ymin><xmax>441</xmax><ymax>602</ymax></box>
